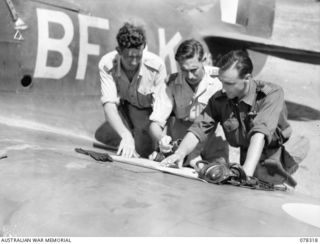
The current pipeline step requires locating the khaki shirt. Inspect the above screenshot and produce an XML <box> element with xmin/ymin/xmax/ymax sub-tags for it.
<box><xmin>150</xmin><ymin>66</ymin><xmax>222</xmax><ymax>127</ymax></box>
<box><xmin>99</xmin><ymin>50</ymin><xmax>167</xmax><ymax>109</ymax></box>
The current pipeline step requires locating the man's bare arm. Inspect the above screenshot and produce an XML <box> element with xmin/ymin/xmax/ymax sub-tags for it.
<box><xmin>161</xmin><ymin>132</ymin><xmax>200</xmax><ymax>168</ymax></box>
<box><xmin>242</xmin><ymin>132</ymin><xmax>265</xmax><ymax>176</ymax></box>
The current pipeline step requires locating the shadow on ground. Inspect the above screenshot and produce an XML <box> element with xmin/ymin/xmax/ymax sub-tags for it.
<box><xmin>286</xmin><ymin>101</ymin><xmax>320</xmax><ymax>121</ymax></box>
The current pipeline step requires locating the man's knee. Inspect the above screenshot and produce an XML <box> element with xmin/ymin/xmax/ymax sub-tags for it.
<box><xmin>94</xmin><ymin>121</ymin><xmax>121</xmax><ymax>147</ymax></box>
<box><xmin>134</xmin><ymin>129</ymin><xmax>155</xmax><ymax>158</ymax></box>
<box><xmin>285</xmin><ymin>135</ymin><xmax>310</xmax><ymax>164</ymax></box>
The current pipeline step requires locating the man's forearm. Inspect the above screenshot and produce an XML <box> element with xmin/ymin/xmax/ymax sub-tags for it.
<box><xmin>175</xmin><ymin>132</ymin><xmax>200</xmax><ymax>158</ymax></box>
<box><xmin>103</xmin><ymin>103</ymin><xmax>131</xmax><ymax>138</ymax></box>
<box><xmin>149</xmin><ymin>122</ymin><xmax>165</xmax><ymax>142</ymax></box>
<box><xmin>243</xmin><ymin>132</ymin><xmax>265</xmax><ymax>176</ymax></box>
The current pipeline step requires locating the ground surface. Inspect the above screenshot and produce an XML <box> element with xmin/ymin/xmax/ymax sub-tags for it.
<box><xmin>0</xmin><ymin>0</ymin><xmax>319</xmax><ymax>237</ymax></box>
<box><xmin>0</xmin><ymin>125</ymin><xmax>319</xmax><ymax>236</ymax></box>
<box><xmin>256</xmin><ymin>0</ymin><xmax>320</xmax><ymax>198</ymax></box>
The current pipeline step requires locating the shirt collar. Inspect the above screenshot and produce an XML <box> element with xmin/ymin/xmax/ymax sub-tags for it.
<box><xmin>177</xmin><ymin>68</ymin><xmax>210</xmax><ymax>97</ymax></box>
<box><xmin>194</xmin><ymin>72</ymin><xmax>210</xmax><ymax>98</ymax></box>
<box><xmin>239</xmin><ymin>79</ymin><xmax>257</xmax><ymax>106</ymax></box>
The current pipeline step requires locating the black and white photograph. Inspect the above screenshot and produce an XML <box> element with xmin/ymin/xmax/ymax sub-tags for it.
<box><xmin>0</xmin><ymin>0</ymin><xmax>319</xmax><ymax>242</ymax></box>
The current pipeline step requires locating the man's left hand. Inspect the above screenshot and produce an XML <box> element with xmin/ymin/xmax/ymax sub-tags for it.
<box><xmin>159</xmin><ymin>135</ymin><xmax>173</xmax><ymax>153</ymax></box>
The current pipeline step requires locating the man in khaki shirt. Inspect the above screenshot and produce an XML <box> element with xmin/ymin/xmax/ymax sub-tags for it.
<box><xmin>149</xmin><ymin>39</ymin><xmax>228</xmax><ymax>166</ymax></box>
<box><xmin>96</xmin><ymin>23</ymin><xmax>166</xmax><ymax>158</ymax></box>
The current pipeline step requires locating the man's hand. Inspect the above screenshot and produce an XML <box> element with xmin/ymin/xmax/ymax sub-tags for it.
<box><xmin>159</xmin><ymin>135</ymin><xmax>173</xmax><ymax>153</ymax></box>
<box><xmin>117</xmin><ymin>132</ymin><xmax>139</xmax><ymax>158</ymax></box>
<box><xmin>160</xmin><ymin>152</ymin><xmax>184</xmax><ymax>168</ymax></box>
<box><xmin>148</xmin><ymin>151</ymin><xmax>165</xmax><ymax>162</ymax></box>
<box><xmin>148</xmin><ymin>151</ymin><xmax>158</xmax><ymax>161</ymax></box>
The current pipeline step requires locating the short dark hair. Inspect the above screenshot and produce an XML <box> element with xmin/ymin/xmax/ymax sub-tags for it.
<box><xmin>116</xmin><ymin>22</ymin><xmax>146</xmax><ymax>50</ymax></box>
<box><xmin>216</xmin><ymin>50</ymin><xmax>253</xmax><ymax>78</ymax></box>
<box><xmin>175</xmin><ymin>39</ymin><xmax>204</xmax><ymax>62</ymax></box>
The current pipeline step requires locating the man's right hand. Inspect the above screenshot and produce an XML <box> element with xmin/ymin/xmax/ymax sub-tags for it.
<box><xmin>117</xmin><ymin>132</ymin><xmax>139</xmax><ymax>158</ymax></box>
<box><xmin>160</xmin><ymin>152</ymin><xmax>184</xmax><ymax>168</ymax></box>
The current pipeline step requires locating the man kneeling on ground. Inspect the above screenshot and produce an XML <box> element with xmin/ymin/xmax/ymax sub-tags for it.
<box><xmin>149</xmin><ymin>39</ymin><xmax>228</xmax><ymax>166</ymax></box>
<box><xmin>161</xmin><ymin>50</ymin><xmax>302</xmax><ymax>188</ymax></box>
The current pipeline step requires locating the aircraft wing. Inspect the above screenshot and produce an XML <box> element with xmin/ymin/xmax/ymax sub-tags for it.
<box><xmin>0</xmin><ymin>123</ymin><xmax>319</xmax><ymax>236</ymax></box>
<box><xmin>204</xmin><ymin>31</ymin><xmax>320</xmax><ymax>65</ymax></box>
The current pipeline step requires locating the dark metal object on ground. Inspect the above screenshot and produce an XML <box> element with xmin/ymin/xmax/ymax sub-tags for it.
<box><xmin>197</xmin><ymin>159</ymin><xmax>289</xmax><ymax>191</ymax></box>
<box><xmin>75</xmin><ymin>148</ymin><xmax>113</xmax><ymax>162</ymax></box>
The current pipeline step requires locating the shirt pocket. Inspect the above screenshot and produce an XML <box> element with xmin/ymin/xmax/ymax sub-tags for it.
<box><xmin>175</xmin><ymin>102</ymin><xmax>191</xmax><ymax>120</ymax></box>
<box><xmin>137</xmin><ymin>91</ymin><xmax>153</xmax><ymax>108</ymax></box>
<box><xmin>137</xmin><ymin>80</ymin><xmax>153</xmax><ymax>108</ymax></box>
<box><xmin>189</xmin><ymin>102</ymin><xmax>206</xmax><ymax>122</ymax></box>
<box><xmin>223</xmin><ymin>117</ymin><xmax>239</xmax><ymax>132</ymax></box>
<box><xmin>222</xmin><ymin>117</ymin><xmax>240</xmax><ymax>147</ymax></box>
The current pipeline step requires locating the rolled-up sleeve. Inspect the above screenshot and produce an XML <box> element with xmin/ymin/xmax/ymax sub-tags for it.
<box><xmin>99</xmin><ymin>64</ymin><xmax>119</xmax><ymax>106</ymax></box>
<box><xmin>188</xmin><ymin>98</ymin><xmax>218</xmax><ymax>143</ymax></box>
<box><xmin>149</xmin><ymin>82</ymin><xmax>174</xmax><ymax>128</ymax></box>
<box><xmin>248</xmin><ymin>87</ymin><xmax>284</xmax><ymax>145</ymax></box>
